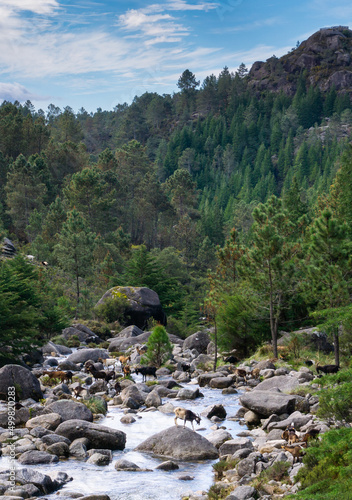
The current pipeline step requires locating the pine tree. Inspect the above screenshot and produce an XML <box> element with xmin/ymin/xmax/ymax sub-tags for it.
<box><xmin>142</xmin><ymin>325</ymin><xmax>172</xmax><ymax>368</ymax></box>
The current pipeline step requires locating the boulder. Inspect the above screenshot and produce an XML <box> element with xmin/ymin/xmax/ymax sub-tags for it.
<box><xmin>135</xmin><ymin>426</ymin><xmax>219</xmax><ymax>460</ymax></box>
<box><xmin>0</xmin><ymin>364</ymin><xmax>43</xmax><ymax>401</ymax></box>
<box><xmin>87</xmin><ymin>452</ymin><xmax>110</xmax><ymax>465</ymax></box>
<box><xmin>46</xmin><ymin>442</ymin><xmax>70</xmax><ymax>457</ymax></box>
<box><xmin>240</xmin><ymin>391</ymin><xmax>296</xmax><ymax>417</ymax></box>
<box><xmin>62</xmin><ymin>324</ymin><xmax>100</xmax><ymax>343</ymax></box>
<box><xmin>191</xmin><ymin>354</ymin><xmax>213</xmax><ymax>370</ymax></box>
<box><xmin>198</xmin><ymin>373</ymin><xmax>220</xmax><ymax>387</ymax></box>
<box><xmin>66</xmin><ymin>348</ymin><xmax>108</xmax><ymax>364</ymax></box>
<box><xmin>155</xmin><ymin>460</ymin><xmax>179</xmax><ymax>470</ymax></box>
<box><xmin>114</xmin><ymin>325</ymin><xmax>144</xmax><ymax>338</ymax></box>
<box><xmin>41</xmin><ymin>434</ymin><xmax>71</xmax><ymax>446</ymax></box>
<box><xmin>145</xmin><ymin>390</ymin><xmax>162</xmax><ymax>408</ymax></box>
<box><xmin>176</xmin><ymin>387</ymin><xmax>200</xmax><ymax>400</ymax></box>
<box><xmin>18</xmin><ymin>450</ymin><xmax>59</xmax><ymax>464</ymax></box>
<box><xmin>183</xmin><ymin>331</ymin><xmax>211</xmax><ymax>354</ymax></box>
<box><xmin>14</xmin><ymin>468</ymin><xmax>59</xmax><ymax>494</ymax></box>
<box><xmin>225</xmin><ymin>485</ymin><xmax>257</xmax><ymax>499</ymax></box>
<box><xmin>219</xmin><ymin>438</ymin><xmax>254</xmax><ymax>457</ymax></box>
<box><xmin>205</xmin><ymin>429</ymin><xmax>233</xmax><ymax>448</ymax></box>
<box><xmin>55</xmin><ymin>419</ymin><xmax>126</xmax><ymax>450</ymax></box>
<box><xmin>253</xmin><ymin>375</ymin><xmax>301</xmax><ymax>392</ymax></box>
<box><xmin>269</xmin><ymin>411</ymin><xmax>312</xmax><ymax>430</ymax></box>
<box><xmin>2</xmin><ymin>237</ymin><xmax>16</xmax><ymax>257</ymax></box>
<box><xmin>96</xmin><ymin>286</ymin><xmax>167</xmax><ymax>329</ymax></box>
<box><xmin>209</xmin><ymin>377</ymin><xmax>233</xmax><ymax>389</ymax></box>
<box><xmin>42</xmin><ymin>342</ymin><xmax>72</xmax><ymax>356</ymax></box>
<box><xmin>26</xmin><ymin>413</ymin><xmax>62</xmax><ymax>431</ymax></box>
<box><xmin>114</xmin><ymin>459</ymin><xmax>141</xmax><ymax>471</ymax></box>
<box><xmin>46</xmin><ymin>400</ymin><xmax>93</xmax><ymax>422</ymax></box>
<box><xmin>201</xmin><ymin>404</ymin><xmax>227</xmax><ymax>420</ymax></box>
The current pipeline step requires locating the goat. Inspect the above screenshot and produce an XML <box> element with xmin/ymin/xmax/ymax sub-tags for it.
<box><xmin>122</xmin><ymin>365</ymin><xmax>131</xmax><ymax>377</ymax></box>
<box><xmin>136</xmin><ymin>345</ymin><xmax>148</xmax><ymax>356</ymax></box>
<box><xmin>250</xmin><ymin>367</ymin><xmax>261</xmax><ymax>379</ymax></box>
<box><xmin>72</xmin><ymin>385</ymin><xmax>87</xmax><ymax>398</ymax></box>
<box><xmin>281</xmin><ymin>424</ymin><xmax>299</xmax><ymax>445</ymax></box>
<box><xmin>224</xmin><ymin>355</ymin><xmax>239</xmax><ymax>364</ymax></box>
<box><xmin>119</xmin><ymin>355</ymin><xmax>131</xmax><ymax>366</ymax></box>
<box><xmin>230</xmin><ymin>367</ymin><xmax>247</xmax><ymax>382</ymax></box>
<box><xmin>114</xmin><ymin>380</ymin><xmax>122</xmax><ymax>394</ymax></box>
<box><xmin>174</xmin><ymin>407</ymin><xmax>201</xmax><ymax>431</ymax></box>
<box><xmin>86</xmin><ymin>365</ymin><xmax>108</xmax><ymax>381</ymax></box>
<box><xmin>316</xmin><ymin>363</ymin><xmax>340</xmax><ymax>375</ymax></box>
<box><xmin>134</xmin><ymin>366</ymin><xmax>157</xmax><ymax>382</ymax></box>
<box><xmin>42</xmin><ymin>370</ymin><xmax>73</xmax><ymax>384</ymax></box>
<box><xmin>98</xmin><ymin>357</ymin><xmax>116</xmax><ymax>370</ymax></box>
<box><xmin>281</xmin><ymin>445</ymin><xmax>305</xmax><ymax>464</ymax></box>
<box><xmin>302</xmin><ymin>428</ymin><xmax>320</xmax><ymax>443</ymax></box>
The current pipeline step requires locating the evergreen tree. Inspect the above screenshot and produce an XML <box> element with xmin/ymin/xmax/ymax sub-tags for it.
<box><xmin>142</xmin><ymin>325</ymin><xmax>173</xmax><ymax>367</ymax></box>
<box><xmin>54</xmin><ymin>209</ymin><xmax>96</xmax><ymax>318</ymax></box>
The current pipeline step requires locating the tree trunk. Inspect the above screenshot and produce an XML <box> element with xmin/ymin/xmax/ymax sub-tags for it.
<box><xmin>334</xmin><ymin>327</ymin><xmax>340</xmax><ymax>366</ymax></box>
<box><xmin>213</xmin><ymin>320</ymin><xmax>218</xmax><ymax>372</ymax></box>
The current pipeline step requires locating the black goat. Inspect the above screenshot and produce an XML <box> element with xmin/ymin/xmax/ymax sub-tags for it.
<box><xmin>174</xmin><ymin>407</ymin><xmax>201</xmax><ymax>431</ymax></box>
<box><xmin>316</xmin><ymin>363</ymin><xmax>340</xmax><ymax>375</ymax></box>
<box><xmin>135</xmin><ymin>366</ymin><xmax>157</xmax><ymax>382</ymax></box>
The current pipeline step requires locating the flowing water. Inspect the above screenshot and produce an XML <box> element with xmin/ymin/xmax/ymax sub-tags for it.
<box><xmin>0</xmin><ymin>367</ymin><xmax>245</xmax><ymax>499</ymax></box>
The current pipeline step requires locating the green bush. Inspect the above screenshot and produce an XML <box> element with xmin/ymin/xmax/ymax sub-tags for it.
<box><xmin>93</xmin><ymin>296</ymin><xmax>128</xmax><ymax>324</ymax></box>
<box><xmin>317</xmin><ymin>382</ymin><xmax>352</xmax><ymax>422</ymax></box>
<box><xmin>141</xmin><ymin>325</ymin><xmax>173</xmax><ymax>368</ymax></box>
<box><xmin>81</xmin><ymin>396</ymin><xmax>107</xmax><ymax>415</ymax></box>
<box><xmin>290</xmin><ymin>428</ymin><xmax>352</xmax><ymax>499</ymax></box>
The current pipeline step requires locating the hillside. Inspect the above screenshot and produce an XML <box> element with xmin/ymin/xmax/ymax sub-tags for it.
<box><xmin>249</xmin><ymin>25</ymin><xmax>352</xmax><ymax>94</ymax></box>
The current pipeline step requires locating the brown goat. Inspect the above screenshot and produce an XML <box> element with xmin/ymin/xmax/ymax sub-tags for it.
<box><xmin>302</xmin><ymin>428</ymin><xmax>320</xmax><ymax>443</ymax></box>
<box><xmin>282</xmin><ymin>445</ymin><xmax>305</xmax><ymax>464</ymax></box>
<box><xmin>136</xmin><ymin>345</ymin><xmax>148</xmax><ymax>356</ymax></box>
<box><xmin>122</xmin><ymin>365</ymin><xmax>131</xmax><ymax>377</ymax></box>
<box><xmin>119</xmin><ymin>355</ymin><xmax>131</xmax><ymax>365</ymax></box>
<box><xmin>42</xmin><ymin>370</ymin><xmax>73</xmax><ymax>384</ymax></box>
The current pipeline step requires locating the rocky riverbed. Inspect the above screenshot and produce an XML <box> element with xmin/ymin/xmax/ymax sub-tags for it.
<box><xmin>0</xmin><ymin>326</ymin><xmax>340</xmax><ymax>499</ymax></box>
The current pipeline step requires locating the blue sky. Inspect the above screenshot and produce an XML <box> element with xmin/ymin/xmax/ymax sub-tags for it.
<box><xmin>0</xmin><ymin>0</ymin><xmax>351</xmax><ymax>113</ymax></box>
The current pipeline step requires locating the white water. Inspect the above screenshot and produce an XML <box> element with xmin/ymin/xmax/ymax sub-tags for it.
<box><xmin>0</xmin><ymin>370</ymin><xmax>245</xmax><ymax>499</ymax></box>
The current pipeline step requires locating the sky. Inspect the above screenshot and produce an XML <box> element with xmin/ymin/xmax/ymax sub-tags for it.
<box><xmin>0</xmin><ymin>0</ymin><xmax>351</xmax><ymax>114</ymax></box>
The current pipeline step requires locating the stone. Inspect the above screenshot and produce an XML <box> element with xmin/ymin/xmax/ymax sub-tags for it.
<box><xmin>183</xmin><ymin>331</ymin><xmax>211</xmax><ymax>354</ymax></box>
<box><xmin>18</xmin><ymin>450</ymin><xmax>59</xmax><ymax>464</ymax></box>
<box><xmin>240</xmin><ymin>391</ymin><xmax>296</xmax><ymax>417</ymax></box>
<box><xmin>42</xmin><ymin>342</ymin><xmax>73</xmax><ymax>356</ymax></box>
<box><xmin>115</xmin><ymin>325</ymin><xmax>144</xmax><ymax>338</ymax></box>
<box><xmin>209</xmin><ymin>377</ymin><xmax>233</xmax><ymax>389</ymax></box>
<box><xmin>145</xmin><ymin>390</ymin><xmax>162</xmax><ymax>408</ymax></box>
<box><xmin>14</xmin><ymin>468</ymin><xmax>56</xmax><ymax>494</ymax></box>
<box><xmin>46</xmin><ymin>400</ymin><xmax>93</xmax><ymax>422</ymax></box>
<box><xmin>135</xmin><ymin>426</ymin><xmax>219</xmax><ymax>460</ymax></box>
<box><xmin>41</xmin><ymin>434</ymin><xmax>71</xmax><ymax>446</ymax></box>
<box><xmin>66</xmin><ymin>349</ymin><xmax>108</xmax><ymax>365</ymax></box>
<box><xmin>244</xmin><ymin>410</ymin><xmax>261</xmax><ymax>426</ymax></box>
<box><xmin>46</xmin><ymin>442</ymin><xmax>70</xmax><ymax>457</ymax></box>
<box><xmin>0</xmin><ymin>365</ymin><xmax>43</xmax><ymax>401</ymax></box>
<box><xmin>201</xmin><ymin>404</ymin><xmax>227</xmax><ymax>420</ymax></box>
<box><xmin>176</xmin><ymin>387</ymin><xmax>200</xmax><ymax>400</ymax></box>
<box><xmin>219</xmin><ymin>438</ymin><xmax>254</xmax><ymax>457</ymax></box>
<box><xmin>197</xmin><ymin>373</ymin><xmax>220</xmax><ymax>387</ymax></box>
<box><xmin>96</xmin><ymin>286</ymin><xmax>167</xmax><ymax>329</ymax></box>
<box><xmin>114</xmin><ymin>459</ymin><xmax>140</xmax><ymax>471</ymax></box>
<box><xmin>120</xmin><ymin>415</ymin><xmax>136</xmax><ymax>424</ymax></box>
<box><xmin>205</xmin><ymin>429</ymin><xmax>233</xmax><ymax>448</ymax></box>
<box><xmin>56</xmin><ymin>419</ymin><xmax>126</xmax><ymax>450</ymax></box>
<box><xmin>225</xmin><ymin>485</ymin><xmax>257</xmax><ymax>499</ymax></box>
<box><xmin>69</xmin><ymin>439</ymin><xmax>88</xmax><ymax>458</ymax></box>
<box><xmin>87</xmin><ymin>452</ymin><xmax>110</xmax><ymax>465</ymax></box>
<box><xmin>155</xmin><ymin>460</ymin><xmax>179</xmax><ymax>470</ymax></box>
<box><xmin>26</xmin><ymin>413</ymin><xmax>62</xmax><ymax>431</ymax></box>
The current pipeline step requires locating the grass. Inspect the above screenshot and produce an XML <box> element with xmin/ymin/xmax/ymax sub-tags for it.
<box><xmin>212</xmin><ymin>459</ymin><xmax>239</xmax><ymax>480</ymax></box>
<box><xmin>81</xmin><ymin>396</ymin><xmax>107</xmax><ymax>415</ymax></box>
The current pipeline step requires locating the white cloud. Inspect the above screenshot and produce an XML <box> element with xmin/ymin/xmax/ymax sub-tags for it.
<box><xmin>0</xmin><ymin>82</ymin><xmax>48</xmax><ymax>102</ymax></box>
<box><xmin>0</xmin><ymin>0</ymin><xmax>59</xmax><ymax>15</ymax></box>
<box><xmin>165</xmin><ymin>0</ymin><xmax>218</xmax><ymax>11</ymax></box>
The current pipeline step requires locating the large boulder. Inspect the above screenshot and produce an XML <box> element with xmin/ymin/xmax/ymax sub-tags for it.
<box><xmin>18</xmin><ymin>450</ymin><xmax>59</xmax><ymax>465</ymax></box>
<box><xmin>46</xmin><ymin>400</ymin><xmax>93</xmax><ymax>422</ymax></box>
<box><xmin>240</xmin><ymin>390</ymin><xmax>296</xmax><ymax>417</ymax></box>
<box><xmin>96</xmin><ymin>286</ymin><xmax>167</xmax><ymax>329</ymax></box>
<box><xmin>135</xmin><ymin>426</ymin><xmax>219</xmax><ymax>460</ymax></box>
<box><xmin>183</xmin><ymin>331</ymin><xmax>211</xmax><ymax>354</ymax></box>
<box><xmin>55</xmin><ymin>419</ymin><xmax>126</xmax><ymax>450</ymax></box>
<box><xmin>61</xmin><ymin>324</ymin><xmax>100</xmax><ymax>343</ymax></box>
<box><xmin>114</xmin><ymin>325</ymin><xmax>144</xmax><ymax>338</ymax></box>
<box><xmin>42</xmin><ymin>342</ymin><xmax>72</xmax><ymax>356</ymax></box>
<box><xmin>26</xmin><ymin>413</ymin><xmax>62</xmax><ymax>431</ymax></box>
<box><xmin>0</xmin><ymin>364</ymin><xmax>43</xmax><ymax>401</ymax></box>
<box><xmin>2</xmin><ymin>237</ymin><xmax>16</xmax><ymax>257</ymax></box>
<box><xmin>253</xmin><ymin>375</ymin><xmax>301</xmax><ymax>393</ymax></box>
<box><xmin>66</xmin><ymin>348</ymin><xmax>108</xmax><ymax>364</ymax></box>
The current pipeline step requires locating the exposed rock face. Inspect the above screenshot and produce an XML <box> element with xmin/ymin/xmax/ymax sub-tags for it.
<box><xmin>55</xmin><ymin>419</ymin><xmax>126</xmax><ymax>450</ymax></box>
<box><xmin>0</xmin><ymin>364</ymin><xmax>43</xmax><ymax>401</ymax></box>
<box><xmin>62</xmin><ymin>324</ymin><xmax>101</xmax><ymax>343</ymax></box>
<box><xmin>96</xmin><ymin>286</ymin><xmax>167</xmax><ymax>329</ymax></box>
<box><xmin>135</xmin><ymin>426</ymin><xmax>219</xmax><ymax>460</ymax></box>
<box><xmin>1</xmin><ymin>237</ymin><xmax>16</xmax><ymax>257</ymax></box>
<box><xmin>240</xmin><ymin>390</ymin><xmax>296</xmax><ymax>417</ymax></box>
<box><xmin>249</xmin><ymin>26</ymin><xmax>352</xmax><ymax>95</ymax></box>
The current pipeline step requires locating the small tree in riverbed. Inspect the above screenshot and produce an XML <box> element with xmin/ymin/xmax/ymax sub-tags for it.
<box><xmin>142</xmin><ymin>325</ymin><xmax>172</xmax><ymax>368</ymax></box>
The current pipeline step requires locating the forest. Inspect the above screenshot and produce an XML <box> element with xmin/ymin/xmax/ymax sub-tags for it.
<box><xmin>2</xmin><ymin>63</ymin><xmax>352</xmax><ymax>364</ymax></box>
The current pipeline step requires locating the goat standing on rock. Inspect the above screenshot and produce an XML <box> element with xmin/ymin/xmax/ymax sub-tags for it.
<box><xmin>174</xmin><ymin>407</ymin><xmax>201</xmax><ymax>431</ymax></box>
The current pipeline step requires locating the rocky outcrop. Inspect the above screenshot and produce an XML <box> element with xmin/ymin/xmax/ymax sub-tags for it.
<box><xmin>62</xmin><ymin>324</ymin><xmax>101</xmax><ymax>343</ymax></box>
<box><xmin>0</xmin><ymin>364</ymin><xmax>43</xmax><ymax>401</ymax></box>
<box><xmin>66</xmin><ymin>348</ymin><xmax>108</xmax><ymax>364</ymax></box>
<box><xmin>135</xmin><ymin>426</ymin><xmax>219</xmax><ymax>460</ymax></box>
<box><xmin>96</xmin><ymin>286</ymin><xmax>167</xmax><ymax>329</ymax></box>
<box><xmin>1</xmin><ymin>237</ymin><xmax>16</xmax><ymax>257</ymax></box>
<box><xmin>183</xmin><ymin>331</ymin><xmax>211</xmax><ymax>353</ymax></box>
<box><xmin>55</xmin><ymin>419</ymin><xmax>126</xmax><ymax>450</ymax></box>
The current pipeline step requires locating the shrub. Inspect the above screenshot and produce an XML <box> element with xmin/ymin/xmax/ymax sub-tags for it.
<box><xmin>251</xmin><ymin>461</ymin><xmax>291</xmax><ymax>493</ymax></box>
<box><xmin>81</xmin><ymin>396</ymin><xmax>107</xmax><ymax>415</ymax></box>
<box><xmin>141</xmin><ymin>325</ymin><xmax>172</xmax><ymax>368</ymax></box>
<box><xmin>317</xmin><ymin>381</ymin><xmax>352</xmax><ymax>422</ymax></box>
<box><xmin>291</xmin><ymin>428</ymin><xmax>352</xmax><ymax>499</ymax></box>
<box><xmin>93</xmin><ymin>296</ymin><xmax>128</xmax><ymax>324</ymax></box>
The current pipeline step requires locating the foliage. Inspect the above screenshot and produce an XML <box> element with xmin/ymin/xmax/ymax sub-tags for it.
<box><xmin>93</xmin><ymin>296</ymin><xmax>128</xmax><ymax>324</ymax></box>
<box><xmin>251</xmin><ymin>461</ymin><xmax>291</xmax><ymax>492</ymax></box>
<box><xmin>315</xmin><ymin>370</ymin><xmax>352</xmax><ymax>422</ymax></box>
<box><xmin>81</xmin><ymin>396</ymin><xmax>107</xmax><ymax>415</ymax></box>
<box><xmin>0</xmin><ymin>255</ymin><xmax>67</xmax><ymax>364</ymax></box>
<box><xmin>290</xmin><ymin>428</ymin><xmax>352</xmax><ymax>499</ymax></box>
<box><xmin>141</xmin><ymin>325</ymin><xmax>173</xmax><ymax>368</ymax></box>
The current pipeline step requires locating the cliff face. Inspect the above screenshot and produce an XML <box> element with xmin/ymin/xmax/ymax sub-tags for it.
<box><xmin>249</xmin><ymin>26</ymin><xmax>352</xmax><ymax>94</ymax></box>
